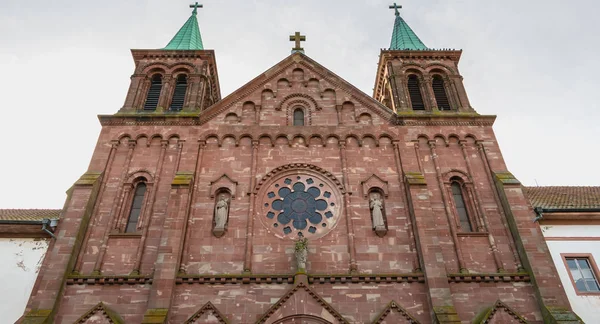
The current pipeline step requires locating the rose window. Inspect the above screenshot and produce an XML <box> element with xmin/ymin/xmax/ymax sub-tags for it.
<box><xmin>261</xmin><ymin>174</ymin><xmax>339</xmax><ymax>239</ymax></box>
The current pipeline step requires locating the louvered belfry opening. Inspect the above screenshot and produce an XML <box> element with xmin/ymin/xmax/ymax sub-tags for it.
<box><xmin>432</xmin><ymin>75</ymin><xmax>451</xmax><ymax>110</ymax></box>
<box><xmin>143</xmin><ymin>74</ymin><xmax>163</xmax><ymax>111</ymax></box>
<box><xmin>407</xmin><ymin>75</ymin><xmax>425</xmax><ymax>110</ymax></box>
<box><xmin>169</xmin><ymin>74</ymin><xmax>188</xmax><ymax>111</ymax></box>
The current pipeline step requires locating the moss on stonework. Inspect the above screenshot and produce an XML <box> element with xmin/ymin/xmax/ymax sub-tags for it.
<box><xmin>494</xmin><ymin>172</ymin><xmax>521</xmax><ymax>185</ymax></box>
<box><xmin>405</xmin><ymin>172</ymin><xmax>427</xmax><ymax>185</ymax></box>
<box><xmin>21</xmin><ymin>309</ymin><xmax>52</xmax><ymax>324</ymax></box>
<box><xmin>433</xmin><ymin>306</ymin><xmax>461</xmax><ymax>323</ymax></box>
<box><xmin>142</xmin><ymin>308</ymin><xmax>169</xmax><ymax>324</ymax></box>
<box><xmin>543</xmin><ymin>306</ymin><xmax>583</xmax><ymax>323</ymax></box>
<box><xmin>172</xmin><ymin>171</ymin><xmax>194</xmax><ymax>186</ymax></box>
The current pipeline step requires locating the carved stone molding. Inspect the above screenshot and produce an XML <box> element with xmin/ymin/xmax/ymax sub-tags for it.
<box><xmin>66</xmin><ymin>275</ymin><xmax>152</xmax><ymax>285</ymax></box>
<box><xmin>447</xmin><ymin>273</ymin><xmax>530</xmax><ymax>283</ymax></box>
<box><xmin>360</xmin><ymin>174</ymin><xmax>389</xmax><ymax>198</ymax></box>
<box><xmin>210</xmin><ymin>174</ymin><xmax>238</xmax><ymax>198</ymax></box>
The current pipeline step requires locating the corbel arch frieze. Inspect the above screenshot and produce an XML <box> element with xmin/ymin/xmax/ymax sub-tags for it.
<box><xmin>254</xmin><ymin>163</ymin><xmax>345</xmax><ymax>195</ymax></box>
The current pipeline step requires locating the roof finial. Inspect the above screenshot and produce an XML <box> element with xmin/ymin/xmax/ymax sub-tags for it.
<box><xmin>190</xmin><ymin>2</ymin><xmax>203</xmax><ymax>15</ymax></box>
<box><xmin>389</xmin><ymin>3</ymin><xmax>402</xmax><ymax>16</ymax></box>
<box><xmin>290</xmin><ymin>31</ymin><xmax>306</xmax><ymax>54</ymax></box>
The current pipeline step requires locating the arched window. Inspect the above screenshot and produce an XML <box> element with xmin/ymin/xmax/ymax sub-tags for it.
<box><xmin>169</xmin><ymin>74</ymin><xmax>188</xmax><ymax>111</ymax></box>
<box><xmin>451</xmin><ymin>181</ymin><xmax>472</xmax><ymax>232</ymax></box>
<box><xmin>407</xmin><ymin>75</ymin><xmax>425</xmax><ymax>110</ymax></box>
<box><xmin>125</xmin><ymin>183</ymin><xmax>147</xmax><ymax>233</ymax></box>
<box><xmin>144</xmin><ymin>74</ymin><xmax>162</xmax><ymax>111</ymax></box>
<box><xmin>293</xmin><ymin>108</ymin><xmax>304</xmax><ymax>126</ymax></box>
<box><xmin>432</xmin><ymin>75</ymin><xmax>451</xmax><ymax>110</ymax></box>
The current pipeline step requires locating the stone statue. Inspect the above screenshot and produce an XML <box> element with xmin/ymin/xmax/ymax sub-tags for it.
<box><xmin>369</xmin><ymin>192</ymin><xmax>385</xmax><ymax>230</ymax></box>
<box><xmin>214</xmin><ymin>194</ymin><xmax>229</xmax><ymax>231</ymax></box>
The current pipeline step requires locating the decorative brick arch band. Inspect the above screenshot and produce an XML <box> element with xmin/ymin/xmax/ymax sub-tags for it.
<box><xmin>254</xmin><ymin>163</ymin><xmax>345</xmax><ymax>194</ymax></box>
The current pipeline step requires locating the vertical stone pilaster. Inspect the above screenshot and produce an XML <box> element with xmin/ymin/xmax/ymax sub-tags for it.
<box><xmin>73</xmin><ymin>141</ymin><xmax>118</xmax><ymax>274</ymax></box>
<box><xmin>428</xmin><ymin>141</ymin><xmax>467</xmax><ymax>272</ymax></box>
<box><xmin>179</xmin><ymin>140</ymin><xmax>205</xmax><ymax>274</ymax></box>
<box><xmin>93</xmin><ymin>140</ymin><xmax>136</xmax><ymax>274</ymax></box>
<box><xmin>404</xmin><ymin>172</ymin><xmax>460</xmax><ymax>324</ymax></box>
<box><xmin>243</xmin><ymin>140</ymin><xmax>259</xmax><ymax>273</ymax></box>
<box><xmin>459</xmin><ymin>141</ymin><xmax>504</xmax><ymax>272</ymax></box>
<box><xmin>21</xmin><ymin>172</ymin><xmax>103</xmax><ymax>324</ymax></box>
<box><xmin>338</xmin><ymin>140</ymin><xmax>357</xmax><ymax>273</ymax></box>
<box><xmin>493</xmin><ymin>172</ymin><xmax>581</xmax><ymax>323</ymax></box>
<box><xmin>131</xmin><ymin>140</ymin><xmax>168</xmax><ymax>275</ymax></box>
<box><xmin>142</xmin><ymin>172</ymin><xmax>193</xmax><ymax>324</ymax></box>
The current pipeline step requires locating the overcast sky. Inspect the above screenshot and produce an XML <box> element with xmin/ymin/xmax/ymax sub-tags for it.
<box><xmin>0</xmin><ymin>0</ymin><xmax>598</xmax><ymax>209</ymax></box>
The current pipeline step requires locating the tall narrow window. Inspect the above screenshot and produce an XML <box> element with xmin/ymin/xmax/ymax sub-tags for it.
<box><xmin>407</xmin><ymin>75</ymin><xmax>425</xmax><ymax>110</ymax></box>
<box><xmin>169</xmin><ymin>74</ymin><xmax>188</xmax><ymax>111</ymax></box>
<box><xmin>451</xmin><ymin>182</ymin><xmax>472</xmax><ymax>232</ymax></box>
<box><xmin>144</xmin><ymin>74</ymin><xmax>162</xmax><ymax>111</ymax></box>
<box><xmin>432</xmin><ymin>75</ymin><xmax>451</xmax><ymax>110</ymax></box>
<box><xmin>125</xmin><ymin>183</ymin><xmax>147</xmax><ymax>233</ymax></box>
<box><xmin>566</xmin><ymin>257</ymin><xmax>600</xmax><ymax>293</ymax></box>
<box><xmin>293</xmin><ymin>108</ymin><xmax>304</xmax><ymax>126</ymax></box>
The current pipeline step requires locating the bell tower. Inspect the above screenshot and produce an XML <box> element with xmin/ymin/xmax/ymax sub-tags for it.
<box><xmin>118</xmin><ymin>2</ymin><xmax>221</xmax><ymax>114</ymax></box>
<box><xmin>373</xmin><ymin>3</ymin><xmax>473</xmax><ymax>113</ymax></box>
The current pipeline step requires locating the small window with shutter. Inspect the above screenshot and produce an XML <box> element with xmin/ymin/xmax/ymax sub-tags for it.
<box><xmin>144</xmin><ymin>74</ymin><xmax>162</xmax><ymax>111</ymax></box>
<box><xmin>432</xmin><ymin>75</ymin><xmax>451</xmax><ymax>110</ymax></box>
<box><xmin>407</xmin><ymin>75</ymin><xmax>425</xmax><ymax>110</ymax></box>
<box><xmin>169</xmin><ymin>74</ymin><xmax>188</xmax><ymax>111</ymax></box>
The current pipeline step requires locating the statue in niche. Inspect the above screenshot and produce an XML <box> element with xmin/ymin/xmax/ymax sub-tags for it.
<box><xmin>369</xmin><ymin>191</ymin><xmax>388</xmax><ymax>237</ymax></box>
<box><xmin>213</xmin><ymin>193</ymin><xmax>230</xmax><ymax>237</ymax></box>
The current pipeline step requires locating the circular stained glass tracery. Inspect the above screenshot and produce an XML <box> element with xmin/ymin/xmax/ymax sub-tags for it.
<box><xmin>262</xmin><ymin>174</ymin><xmax>339</xmax><ymax>239</ymax></box>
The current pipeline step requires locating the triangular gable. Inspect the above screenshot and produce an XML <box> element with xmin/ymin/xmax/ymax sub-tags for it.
<box><xmin>372</xmin><ymin>300</ymin><xmax>420</xmax><ymax>324</ymax></box>
<box><xmin>256</xmin><ymin>282</ymin><xmax>348</xmax><ymax>324</ymax></box>
<box><xmin>184</xmin><ymin>302</ymin><xmax>229</xmax><ymax>324</ymax></box>
<box><xmin>73</xmin><ymin>302</ymin><xmax>124</xmax><ymax>324</ymax></box>
<box><xmin>199</xmin><ymin>52</ymin><xmax>395</xmax><ymax>125</ymax></box>
<box><xmin>473</xmin><ymin>300</ymin><xmax>528</xmax><ymax>324</ymax></box>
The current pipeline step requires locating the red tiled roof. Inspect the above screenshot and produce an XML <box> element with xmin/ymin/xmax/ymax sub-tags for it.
<box><xmin>0</xmin><ymin>209</ymin><xmax>62</xmax><ymax>221</ymax></box>
<box><xmin>524</xmin><ymin>186</ymin><xmax>600</xmax><ymax>209</ymax></box>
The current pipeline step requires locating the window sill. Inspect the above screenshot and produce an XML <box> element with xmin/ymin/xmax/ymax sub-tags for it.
<box><xmin>109</xmin><ymin>232</ymin><xmax>142</xmax><ymax>238</ymax></box>
<box><xmin>573</xmin><ymin>291</ymin><xmax>600</xmax><ymax>296</ymax></box>
<box><xmin>457</xmin><ymin>232</ymin><xmax>489</xmax><ymax>237</ymax></box>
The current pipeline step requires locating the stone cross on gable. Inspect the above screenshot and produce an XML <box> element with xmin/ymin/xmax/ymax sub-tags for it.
<box><xmin>290</xmin><ymin>32</ymin><xmax>306</xmax><ymax>54</ymax></box>
<box><xmin>389</xmin><ymin>3</ymin><xmax>402</xmax><ymax>16</ymax></box>
<box><xmin>190</xmin><ymin>2</ymin><xmax>203</xmax><ymax>14</ymax></box>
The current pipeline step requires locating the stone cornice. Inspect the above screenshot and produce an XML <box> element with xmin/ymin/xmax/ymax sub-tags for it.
<box><xmin>447</xmin><ymin>273</ymin><xmax>530</xmax><ymax>283</ymax></box>
<box><xmin>99</xmin><ymin>113</ymin><xmax>496</xmax><ymax>127</ymax></box>
<box><xmin>392</xmin><ymin>114</ymin><xmax>496</xmax><ymax>126</ymax></box>
<box><xmin>66</xmin><ymin>275</ymin><xmax>152</xmax><ymax>285</ymax></box>
<box><xmin>175</xmin><ymin>273</ymin><xmax>425</xmax><ymax>285</ymax></box>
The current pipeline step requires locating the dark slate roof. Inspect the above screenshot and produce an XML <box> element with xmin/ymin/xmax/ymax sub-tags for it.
<box><xmin>524</xmin><ymin>186</ymin><xmax>600</xmax><ymax>209</ymax></box>
<box><xmin>0</xmin><ymin>209</ymin><xmax>61</xmax><ymax>221</ymax></box>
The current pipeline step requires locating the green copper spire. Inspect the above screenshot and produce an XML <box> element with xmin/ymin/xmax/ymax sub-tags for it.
<box><xmin>388</xmin><ymin>3</ymin><xmax>428</xmax><ymax>50</ymax></box>
<box><xmin>163</xmin><ymin>2</ymin><xmax>204</xmax><ymax>50</ymax></box>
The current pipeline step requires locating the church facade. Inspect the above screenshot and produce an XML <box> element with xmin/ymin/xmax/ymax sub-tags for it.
<box><xmin>20</xmin><ymin>5</ymin><xmax>583</xmax><ymax>324</ymax></box>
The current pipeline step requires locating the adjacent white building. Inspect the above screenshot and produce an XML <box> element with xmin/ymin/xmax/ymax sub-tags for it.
<box><xmin>0</xmin><ymin>209</ymin><xmax>59</xmax><ymax>323</ymax></box>
<box><xmin>527</xmin><ymin>186</ymin><xmax>600</xmax><ymax>323</ymax></box>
